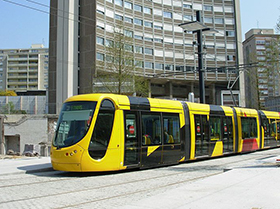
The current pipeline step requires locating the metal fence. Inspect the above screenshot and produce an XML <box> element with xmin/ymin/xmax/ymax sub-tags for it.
<box><xmin>0</xmin><ymin>96</ymin><xmax>46</xmax><ymax>114</ymax></box>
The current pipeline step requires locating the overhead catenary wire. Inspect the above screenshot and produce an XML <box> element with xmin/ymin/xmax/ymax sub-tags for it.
<box><xmin>25</xmin><ymin>0</ymin><xmax>96</xmax><ymax>23</ymax></box>
<box><xmin>5</xmin><ymin>0</ymin><xmax>279</xmax><ymax>71</ymax></box>
<box><xmin>2</xmin><ymin>0</ymin><xmax>96</xmax><ymax>28</ymax></box>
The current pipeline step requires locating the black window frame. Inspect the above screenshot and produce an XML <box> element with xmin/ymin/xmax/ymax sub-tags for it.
<box><xmin>241</xmin><ymin>117</ymin><xmax>258</xmax><ymax>139</ymax></box>
<box><xmin>88</xmin><ymin>99</ymin><xmax>115</xmax><ymax>160</ymax></box>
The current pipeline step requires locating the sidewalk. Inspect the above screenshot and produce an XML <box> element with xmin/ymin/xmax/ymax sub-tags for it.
<box><xmin>0</xmin><ymin>155</ymin><xmax>53</xmax><ymax>175</ymax></box>
<box><xmin>118</xmin><ymin>154</ymin><xmax>280</xmax><ymax>209</ymax></box>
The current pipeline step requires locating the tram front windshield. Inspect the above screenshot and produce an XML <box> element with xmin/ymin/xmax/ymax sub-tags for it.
<box><xmin>53</xmin><ymin>101</ymin><xmax>97</xmax><ymax>148</ymax></box>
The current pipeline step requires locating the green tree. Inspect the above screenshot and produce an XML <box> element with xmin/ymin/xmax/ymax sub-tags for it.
<box><xmin>2</xmin><ymin>102</ymin><xmax>26</xmax><ymax>114</ymax></box>
<box><xmin>244</xmin><ymin>52</ymin><xmax>261</xmax><ymax>109</ymax></box>
<box><xmin>263</xmin><ymin>37</ymin><xmax>280</xmax><ymax>97</ymax></box>
<box><xmin>0</xmin><ymin>90</ymin><xmax>17</xmax><ymax>96</ymax></box>
<box><xmin>93</xmin><ymin>24</ymin><xmax>149</xmax><ymax>97</ymax></box>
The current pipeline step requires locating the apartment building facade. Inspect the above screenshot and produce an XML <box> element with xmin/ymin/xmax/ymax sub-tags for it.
<box><xmin>49</xmin><ymin>0</ymin><xmax>244</xmax><ymax>114</ymax></box>
<box><xmin>0</xmin><ymin>44</ymin><xmax>49</xmax><ymax>94</ymax></box>
<box><xmin>243</xmin><ymin>29</ymin><xmax>280</xmax><ymax>109</ymax></box>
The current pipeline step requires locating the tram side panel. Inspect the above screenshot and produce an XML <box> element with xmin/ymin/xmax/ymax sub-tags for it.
<box><xmin>234</xmin><ymin>107</ymin><xmax>260</xmax><ymax>153</ymax></box>
<box><xmin>258</xmin><ymin>110</ymin><xmax>280</xmax><ymax>149</ymax></box>
<box><xmin>80</xmin><ymin>99</ymin><xmax>126</xmax><ymax>172</ymax></box>
<box><xmin>186</xmin><ymin>103</ymin><xmax>237</xmax><ymax>160</ymax></box>
<box><xmin>139</xmin><ymin>98</ymin><xmax>185</xmax><ymax>168</ymax></box>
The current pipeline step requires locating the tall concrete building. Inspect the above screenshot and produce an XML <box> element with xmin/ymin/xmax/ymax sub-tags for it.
<box><xmin>243</xmin><ymin>29</ymin><xmax>280</xmax><ymax>109</ymax></box>
<box><xmin>0</xmin><ymin>44</ymin><xmax>49</xmax><ymax>93</ymax></box>
<box><xmin>49</xmin><ymin>0</ymin><xmax>244</xmax><ymax>114</ymax></box>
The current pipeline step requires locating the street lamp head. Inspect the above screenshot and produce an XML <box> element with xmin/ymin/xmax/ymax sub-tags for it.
<box><xmin>179</xmin><ymin>21</ymin><xmax>209</xmax><ymax>32</ymax></box>
<box><xmin>201</xmin><ymin>28</ymin><xmax>219</xmax><ymax>35</ymax></box>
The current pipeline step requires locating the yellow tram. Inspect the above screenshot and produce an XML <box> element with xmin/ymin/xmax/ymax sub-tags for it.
<box><xmin>50</xmin><ymin>94</ymin><xmax>280</xmax><ymax>172</ymax></box>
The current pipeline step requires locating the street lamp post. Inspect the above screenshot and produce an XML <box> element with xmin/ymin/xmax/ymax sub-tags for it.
<box><xmin>196</xmin><ymin>11</ymin><xmax>204</xmax><ymax>103</ymax></box>
<box><xmin>179</xmin><ymin>10</ymin><xmax>218</xmax><ymax>104</ymax></box>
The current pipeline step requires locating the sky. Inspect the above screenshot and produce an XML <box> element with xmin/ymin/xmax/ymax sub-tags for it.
<box><xmin>0</xmin><ymin>0</ymin><xmax>279</xmax><ymax>49</ymax></box>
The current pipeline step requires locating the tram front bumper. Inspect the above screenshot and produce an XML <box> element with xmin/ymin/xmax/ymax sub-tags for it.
<box><xmin>50</xmin><ymin>145</ymin><xmax>84</xmax><ymax>172</ymax></box>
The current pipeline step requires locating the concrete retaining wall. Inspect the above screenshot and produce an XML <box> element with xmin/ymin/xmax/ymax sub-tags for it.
<box><xmin>0</xmin><ymin>114</ymin><xmax>58</xmax><ymax>156</ymax></box>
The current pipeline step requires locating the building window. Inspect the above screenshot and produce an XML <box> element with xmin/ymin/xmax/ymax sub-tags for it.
<box><xmin>105</xmin><ymin>39</ymin><xmax>113</xmax><ymax>47</ymax></box>
<box><xmin>134</xmin><ymin>35</ymin><xmax>143</xmax><ymax>40</ymax></box>
<box><xmin>124</xmin><ymin>1</ymin><xmax>132</xmax><ymax>9</ymax></box>
<box><xmin>144</xmin><ymin>48</ymin><xmax>153</xmax><ymax>55</ymax></box>
<box><xmin>144</xmin><ymin>7</ymin><xmax>152</xmax><ymax>14</ymax></box>
<box><xmin>165</xmin><ymin>64</ymin><xmax>173</xmax><ymax>71</ymax></box>
<box><xmin>134</xmin><ymin>4</ymin><xmax>142</xmax><ymax>12</ymax></box>
<box><xmin>125</xmin><ymin>16</ymin><xmax>133</xmax><ymax>23</ymax></box>
<box><xmin>154</xmin><ymin>25</ymin><xmax>163</xmax><ymax>30</ymax></box>
<box><xmin>144</xmin><ymin>37</ymin><xmax>153</xmax><ymax>42</ymax></box>
<box><xmin>134</xmin><ymin>18</ymin><xmax>143</xmax><ymax>25</ymax></box>
<box><xmin>115</xmin><ymin>14</ymin><xmax>123</xmax><ymax>20</ymax></box>
<box><xmin>256</xmin><ymin>40</ymin><xmax>266</xmax><ymax>45</ymax></box>
<box><xmin>144</xmin><ymin>21</ymin><xmax>153</xmax><ymax>28</ymax></box>
<box><xmin>226</xmin><ymin>31</ymin><xmax>235</xmax><ymax>37</ymax></box>
<box><xmin>135</xmin><ymin>60</ymin><xmax>144</xmax><ymax>67</ymax></box>
<box><xmin>97</xmin><ymin>37</ymin><xmax>104</xmax><ymax>45</ymax></box>
<box><xmin>124</xmin><ymin>30</ymin><xmax>133</xmax><ymax>37</ymax></box>
<box><xmin>227</xmin><ymin>55</ymin><xmax>235</xmax><ymax>61</ymax></box>
<box><xmin>256</xmin><ymin>45</ymin><xmax>265</xmax><ymax>50</ymax></box>
<box><xmin>215</xmin><ymin>18</ymin><xmax>224</xmax><ymax>24</ymax></box>
<box><xmin>183</xmin><ymin>4</ymin><xmax>192</xmax><ymax>9</ymax></box>
<box><xmin>125</xmin><ymin>44</ymin><xmax>133</xmax><ymax>52</ymax></box>
<box><xmin>96</xmin><ymin>53</ymin><xmax>104</xmax><ymax>61</ymax></box>
<box><xmin>204</xmin><ymin>17</ymin><xmax>213</xmax><ymax>24</ymax></box>
<box><xmin>155</xmin><ymin>63</ymin><xmax>164</xmax><ymax>70</ymax></box>
<box><xmin>115</xmin><ymin>0</ymin><xmax>123</xmax><ymax>7</ymax></box>
<box><xmin>145</xmin><ymin>62</ymin><xmax>154</xmax><ymax>69</ymax></box>
<box><xmin>204</xmin><ymin>5</ymin><xmax>213</xmax><ymax>11</ymax></box>
<box><xmin>163</xmin><ymin>11</ymin><xmax>172</xmax><ymax>18</ymax></box>
<box><xmin>176</xmin><ymin>66</ymin><xmax>184</xmax><ymax>71</ymax></box>
<box><xmin>257</xmin><ymin>57</ymin><xmax>266</xmax><ymax>61</ymax></box>
<box><xmin>184</xmin><ymin>15</ymin><xmax>192</xmax><ymax>21</ymax></box>
<box><xmin>135</xmin><ymin>46</ymin><xmax>143</xmax><ymax>54</ymax></box>
<box><xmin>154</xmin><ymin>38</ymin><xmax>163</xmax><ymax>43</ymax></box>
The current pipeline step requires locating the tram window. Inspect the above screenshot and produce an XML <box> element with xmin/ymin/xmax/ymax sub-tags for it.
<box><xmin>262</xmin><ymin>117</ymin><xmax>270</xmax><ymax>137</ymax></box>
<box><xmin>141</xmin><ymin>113</ymin><xmax>162</xmax><ymax>145</ymax></box>
<box><xmin>270</xmin><ymin>119</ymin><xmax>276</xmax><ymax>138</ymax></box>
<box><xmin>163</xmin><ymin>114</ymin><xmax>180</xmax><ymax>144</ymax></box>
<box><xmin>223</xmin><ymin>117</ymin><xmax>233</xmax><ymax>137</ymax></box>
<box><xmin>241</xmin><ymin>117</ymin><xmax>257</xmax><ymax>139</ymax></box>
<box><xmin>89</xmin><ymin>99</ymin><xmax>115</xmax><ymax>160</ymax></box>
<box><xmin>275</xmin><ymin>120</ymin><xmax>280</xmax><ymax>139</ymax></box>
<box><xmin>125</xmin><ymin>114</ymin><xmax>137</xmax><ymax>138</ymax></box>
<box><xmin>209</xmin><ymin>116</ymin><xmax>221</xmax><ymax>140</ymax></box>
<box><xmin>53</xmin><ymin>101</ymin><xmax>96</xmax><ymax>148</ymax></box>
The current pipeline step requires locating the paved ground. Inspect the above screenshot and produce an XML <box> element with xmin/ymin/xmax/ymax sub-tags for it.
<box><xmin>0</xmin><ymin>149</ymin><xmax>280</xmax><ymax>208</ymax></box>
<box><xmin>0</xmin><ymin>155</ymin><xmax>52</xmax><ymax>175</ymax></box>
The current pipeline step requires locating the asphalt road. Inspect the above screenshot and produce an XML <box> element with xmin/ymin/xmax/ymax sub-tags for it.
<box><xmin>0</xmin><ymin>148</ymin><xmax>280</xmax><ymax>209</ymax></box>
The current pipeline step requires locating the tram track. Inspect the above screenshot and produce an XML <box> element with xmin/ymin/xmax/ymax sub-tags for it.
<box><xmin>0</xmin><ymin>168</ymin><xmax>222</xmax><ymax>206</ymax></box>
<box><xmin>0</xmin><ymin>151</ymin><xmax>263</xmax><ymax>189</ymax></box>
<box><xmin>0</xmin><ymin>150</ymin><xmax>276</xmax><ymax>208</ymax></box>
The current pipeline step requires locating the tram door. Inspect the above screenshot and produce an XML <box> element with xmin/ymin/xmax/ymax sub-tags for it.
<box><xmin>162</xmin><ymin>113</ymin><xmax>183</xmax><ymax>164</ymax></box>
<box><xmin>223</xmin><ymin>117</ymin><xmax>234</xmax><ymax>153</ymax></box>
<box><xmin>124</xmin><ymin>112</ymin><xmax>140</xmax><ymax>167</ymax></box>
<box><xmin>140</xmin><ymin>113</ymin><xmax>162</xmax><ymax>167</ymax></box>
<box><xmin>195</xmin><ymin>115</ymin><xmax>210</xmax><ymax>157</ymax></box>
